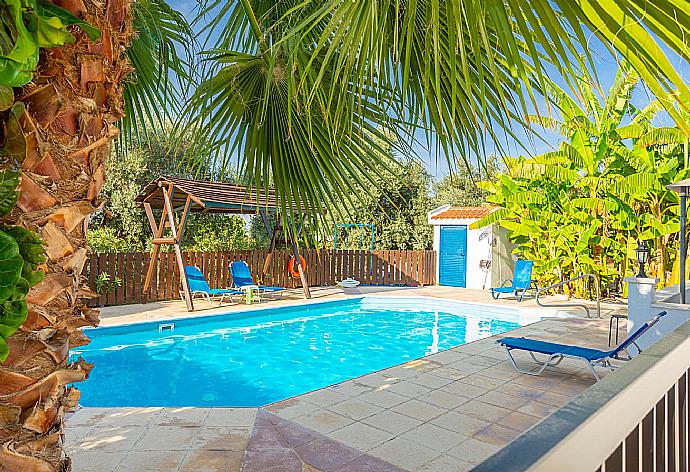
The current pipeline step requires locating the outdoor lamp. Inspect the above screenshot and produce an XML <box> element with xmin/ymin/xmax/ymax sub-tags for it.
<box><xmin>635</xmin><ymin>241</ymin><xmax>650</xmax><ymax>278</ymax></box>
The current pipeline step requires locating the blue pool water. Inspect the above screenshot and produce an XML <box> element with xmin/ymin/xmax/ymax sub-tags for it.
<box><xmin>73</xmin><ymin>297</ymin><xmax>524</xmax><ymax>407</ymax></box>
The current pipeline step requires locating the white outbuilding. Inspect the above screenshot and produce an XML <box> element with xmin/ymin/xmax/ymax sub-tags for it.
<box><xmin>428</xmin><ymin>205</ymin><xmax>515</xmax><ymax>290</ymax></box>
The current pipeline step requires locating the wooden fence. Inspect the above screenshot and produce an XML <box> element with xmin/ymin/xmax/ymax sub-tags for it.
<box><xmin>85</xmin><ymin>249</ymin><xmax>437</xmax><ymax>307</ymax></box>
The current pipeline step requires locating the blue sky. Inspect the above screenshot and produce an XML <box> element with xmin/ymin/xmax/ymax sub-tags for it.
<box><xmin>165</xmin><ymin>1</ymin><xmax>689</xmax><ymax>179</ymax></box>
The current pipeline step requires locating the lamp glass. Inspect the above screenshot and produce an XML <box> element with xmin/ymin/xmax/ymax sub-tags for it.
<box><xmin>636</xmin><ymin>243</ymin><xmax>649</xmax><ymax>264</ymax></box>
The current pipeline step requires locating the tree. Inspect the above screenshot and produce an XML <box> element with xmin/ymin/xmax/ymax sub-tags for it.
<box><xmin>0</xmin><ymin>0</ymin><xmax>191</xmax><ymax>469</ymax></box>
<box><xmin>433</xmin><ymin>158</ymin><xmax>501</xmax><ymax>208</ymax></box>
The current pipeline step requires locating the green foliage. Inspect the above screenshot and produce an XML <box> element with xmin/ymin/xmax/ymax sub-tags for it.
<box><xmin>185</xmin><ymin>216</ymin><xmax>252</xmax><ymax>252</ymax></box>
<box><xmin>0</xmin><ymin>171</ymin><xmax>45</xmax><ymax>361</ymax></box>
<box><xmin>87</xmin><ymin>226</ymin><xmax>143</xmax><ymax>254</ymax></box>
<box><xmin>473</xmin><ymin>65</ymin><xmax>688</xmax><ymax>297</ymax></box>
<box><xmin>0</xmin><ymin>0</ymin><xmax>99</xmax><ymax>87</ymax></box>
<box><xmin>433</xmin><ymin>159</ymin><xmax>500</xmax><ymax>208</ymax></box>
<box><xmin>94</xmin><ymin>272</ymin><xmax>122</xmax><ymax>296</ymax></box>
<box><xmin>118</xmin><ymin>0</ymin><xmax>193</xmax><ymax>151</ymax></box>
<box><xmin>326</xmin><ymin>159</ymin><xmax>433</xmax><ymax>250</ymax></box>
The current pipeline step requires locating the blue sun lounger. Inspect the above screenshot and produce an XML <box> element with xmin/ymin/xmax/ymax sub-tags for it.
<box><xmin>497</xmin><ymin>311</ymin><xmax>667</xmax><ymax>380</ymax></box>
<box><xmin>184</xmin><ymin>266</ymin><xmax>243</xmax><ymax>306</ymax></box>
<box><xmin>491</xmin><ymin>259</ymin><xmax>536</xmax><ymax>302</ymax></box>
<box><xmin>230</xmin><ymin>261</ymin><xmax>285</xmax><ymax>298</ymax></box>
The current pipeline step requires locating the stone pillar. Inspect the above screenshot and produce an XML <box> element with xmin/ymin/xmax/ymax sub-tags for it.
<box><xmin>624</xmin><ymin>276</ymin><xmax>659</xmax><ymax>349</ymax></box>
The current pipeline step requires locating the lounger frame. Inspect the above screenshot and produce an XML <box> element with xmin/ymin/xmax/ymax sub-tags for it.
<box><xmin>502</xmin><ymin>345</ymin><xmax>638</xmax><ymax>381</ymax></box>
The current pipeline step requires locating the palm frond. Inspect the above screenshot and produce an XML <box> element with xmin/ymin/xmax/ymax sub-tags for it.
<box><xmin>118</xmin><ymin>0</ymin><xmax>194</xmax><ymax>151</ymax></box>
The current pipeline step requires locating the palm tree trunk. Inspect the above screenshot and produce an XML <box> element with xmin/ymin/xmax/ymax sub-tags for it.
<box><xmin>0</xmin><ymin>1</ymin><xmax>131</xmax><ymax>470</ymax></box>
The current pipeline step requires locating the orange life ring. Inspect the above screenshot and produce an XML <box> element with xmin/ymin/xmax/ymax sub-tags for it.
<box><xmin>288</xmin><ymin>255</ymin><xmax>306</xmax><ymax>278</ymax></box>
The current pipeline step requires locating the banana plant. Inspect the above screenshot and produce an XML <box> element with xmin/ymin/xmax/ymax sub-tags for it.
<box><xmin>472</xmin><ymin>64</ymin><xmax>688</xmax><ymax>296</ymax></box>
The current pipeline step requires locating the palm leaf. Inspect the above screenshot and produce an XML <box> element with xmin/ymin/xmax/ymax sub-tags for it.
<box><xmin>118</xmin><ymin>0</ymin><xmax>194</xmax><ymax>151</ymax></box>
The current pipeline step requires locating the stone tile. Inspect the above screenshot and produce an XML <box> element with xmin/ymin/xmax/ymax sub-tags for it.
<box><xmin>419</xmin><ymin>454</ymin><xmax>474</xmax><ymax>472</ymax></box>
<box><xmin>154</xmin><ymin>407</ymin><xmax>210</xmax><ymax>427</ymax></box>
<box><xmin>477</xmin><ymin>366</ymin><xmax>521</xmax><ymax>381</ymax></box>
<box><xmin>384</xmin><ymin>364</ymin><xmax>428</xmax><ymax>380</ymax></box>
<box><xmin>511</xmin><ymin>374</ymin><xmax>563</xmax><ymax>390</ymax></box>
<box><xmin>69</xmin><ymin>451</ymin><xmax>124</xmax><ymax>472</ymax></box>
<box><xmin>444</xmin><ymin>361</ymin><xmax>485</xmax><ymax>376</ymax></box>
<box><xmin>329</xmin><ymin>422</ymin><xmax>395</xmax><ymax>452</ymax></box>
<box><xmin>64</xmin><ymin>425</ymin><xmax>93</xmax><ymax>448</ymax></box>
<box><xmin>427</xmin><ymin>366</ymin><xmax>468</xmax><ymax>381</ymax></box>
<box><xmin>499</xmin><ymin>383</ymin><xmax>545</xmax><ymax>401</ymax></box>
<box><xmin>439</xmin><ymin>381</ymin><xmax>489</xmax><ymax>399</ymax></box>
<box><xmin>429</xmin><ymin>349</ymin><xmax>470</xmax><ymax>365</ymax></box>
<box><xmin>534</xmin><ymin>390</ymin><xmax>572</xmax><ymax>407</ymax></box>
<box><xmin>116</xmin><ymin>450</ymin><xmax>186</xmax><ymax>471</ymax></box>
<box><xmin>134</xmin><ymin>425</ymin><xmax>201</xmax><ymax>451</ymax></box>
<box><xmin>180</xmin><ymin>450</ymin><xmax>244</xmax><ymax>472</ymax></box>
<box><xmin>462</xmin><ymin>355</ymin><xmax>501</xmax><ymax>367</ymax></box>
<box><xmin>74</xmin><ymin>425</ymin><xmax>147</xmax><ymax>452</ymax></box>
<box><xmin>457</xmin><ymin>374</ymin><xmax>507</xmax><ymax>390</ymax></box>
<box><xmin>265</xmin><ymin>399</ymin><xmax>321</xmax><ymax>420</ymax></box>
<box><xmin>454</xmin><ymin>401</ymin><xmax>511</xmax><ymax>422</ymax></box>
<box><xmin>401</xmin><ymin>358</ymin><xmax>442</xmax><ymax>373</ymax></box>
<box><xmin>517</xmin><ymin>400</ymin><xmax>560</xmax><ymax>418</ymax></box>
<box><xmin>92</xmin><ymin>408</ymin><xmax>162</xmax><ymax>428</ymax></box>
<box><xmin>358</xmin><ymin>389</ymin><xmax>410</xmax><ymax>409</ymax></box>
<box><xmin>408</xmin><ymin>372</ymin><xmax>454</xmax><ymax>389</ymax></box>
<box><xmin>334</xmin><ymin>454</ymin><xmax>406</xmax><ymax>472</ymax></box>
<box><xmin>362</xmin><ymin>410</ymin><xmax>423</xmax><ymax>435</ymax></box>
<box><xmin>392</xmin><ymin>399</ymin><xmax>447</xmax><ymax>422</ymax></box>
<box><xmin>294</xmin><ymin>409</ymin><xmax>354</xmax><ymax>434</ymax></box>
<box><xmin>328</xmin><ymin>381</ymin><xmax>375</xmax><ymax>397</ymax></box>
<box><xmin>194</xmin><ymin>427</ymin><xmax>251</xmax><ymax>451</ymax></box>
<box><xmin>242</xmin><ymin>448</ymin><xmax>303</xmax><ymax>472</ymax></box>
<box><xmin>446</xmin><ymin>437</ymin><xmax>501</xmax><ymax>464</ymax></box>
<box><xmin>67</xmin><ymin>408</ymin><xmax>114</xmax><ymax>428</ymax></box>
<box><xmin>385</xmin><ymin>381</ymin><xmax>433</xmax><ymax>398</ymax></box>
<box><xmin>401</xmin><ymin>423</ymin><xmax>468</xmax><ymax>452</ymax></box>
<box><xmin>430</xmin><ymin>411</ymin><xmax>491</xmax><ymax>436</ymax></box>
<box><xmin>328</xmin><ymin>399</ymin><xmax>384</xmax><ymax>420</ymax></box>
<box><xmin>473</xmin><ymin>423</ymin><xmax>521</xmax><ymax>447</ymax></box>
<box><xmin>370</xmin><ymin>437</ymin><xmax>441</xmax><ymax>470</ymax></box>
<box><xmin>550</xmin><ymin>379</ymin><xmax>594</xmax><ymax>396</ymax></box>
<box><xmin>274</xmin><ymin>418</ymin><xmax>321</xmax><ymax>448</ymax></box>
<box><xmin>419</xmin><ymin>390</ymin><xmax>470</xmax><ymax>410</ymax></box>
<box><xmin>247</xmin><ymin>426</ymin><xmax>289</xmax><ymax>450</ymax></box>
<box><xmin>294</xmin><ymin>437</ymin><xmax>362</xmax><ymax>471</ymax></box>
<box><xmin>475</xmin><ymin>391</ymin><xmax>529</xmax><ymax>410</ymax></box>
<box><xmin>205</xmin><ymin>408</ymin><xmax>257</xmax><ymax>427</ymax></box>
<box><xmin>302</xmin><ymin>389</ymin><xmax>350</xmax><ymax>407</ymax></box>
<box><xmin>496</xmin><ymin>411</ymin><xmax>542</xmax><ymax>431</ymax></box>
<box><xmin>357</xmin><ymin>372</ymin><xmax>401</xmax><ymax>388</ymax></box>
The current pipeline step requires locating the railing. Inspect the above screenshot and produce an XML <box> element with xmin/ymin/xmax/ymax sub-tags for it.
<box><xmin>535</xmin><ymin>273</ymin><xmax>601</xmax><ymax>318</ymax></box>
<box><xmin>85</xmin><ymin>249</ymin><xmax>437</xmax><ymax>307</ymax></box>
<box><xmin>473</xmin><ymin>317</ymin><xmax>690</xmax><ymax>472</ymax></box>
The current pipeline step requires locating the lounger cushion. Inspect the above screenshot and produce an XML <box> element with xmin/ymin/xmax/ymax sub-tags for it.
<box><xmin>491</xmin><ymin>287</ymin><xmax>517</xmax><ymax>294</ymax></box>
<box><xmin>498</xmin><ymin>337</ymin><xmax>611</xmax><ymax>361</ymax></box>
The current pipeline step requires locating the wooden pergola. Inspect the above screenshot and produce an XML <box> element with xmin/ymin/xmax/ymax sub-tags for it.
<box><xmin>135</xmin><ymin>176</ymin><xmax>311</xmax><ymax>311</ymax></box>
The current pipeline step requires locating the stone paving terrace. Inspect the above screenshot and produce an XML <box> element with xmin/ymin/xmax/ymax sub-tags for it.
<box><xmin>64</xmin><ymin>287</ymin><xmax>624</xmax><ymax>471</ymax></box>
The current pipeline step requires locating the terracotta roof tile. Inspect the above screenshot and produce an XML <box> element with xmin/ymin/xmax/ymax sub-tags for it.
<box><xmin>431</xmin><ymin>206</ymin><xmax>496</xmax><ymax>220</ymax></box>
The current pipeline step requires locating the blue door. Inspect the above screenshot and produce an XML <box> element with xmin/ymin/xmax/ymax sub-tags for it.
<box><xmin>439</xmin><ymin>226</ymin><xmax>467</xmax><ymax>287</ymax></box>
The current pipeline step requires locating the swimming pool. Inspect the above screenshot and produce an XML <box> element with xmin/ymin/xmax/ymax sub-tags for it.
<box><xmin>73</xmin><ymin>297</ymin><xmax>534</xmax><ymax>407</ymax></box>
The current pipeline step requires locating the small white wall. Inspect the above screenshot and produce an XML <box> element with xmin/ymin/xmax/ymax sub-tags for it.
<box><xmin>626</xmin><ymin>277</ymin><xmax>690</xmax><ymax>349</ymax></box>
<box><xmin>431</xmin><ymin>218</ymin><xmax>494</xmax><ymax>290</ymax></box>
